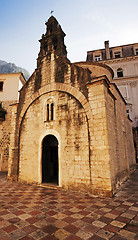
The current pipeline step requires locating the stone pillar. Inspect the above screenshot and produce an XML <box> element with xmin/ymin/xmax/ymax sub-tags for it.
<box><xmin>8</xmin><ymin>103</ymin><xmax>19</xmax><ymax>181</ymax></box>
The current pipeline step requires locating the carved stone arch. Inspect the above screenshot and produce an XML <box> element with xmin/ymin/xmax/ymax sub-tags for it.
<box><xmin>19</xmin><ymin>82</ymin><xmax>93</xmax><ymax>132</ymax></box>
<box><xmin>38</xmin><ymin>129</ymin><xmax>61</xmax><ymax>185</ymax></box>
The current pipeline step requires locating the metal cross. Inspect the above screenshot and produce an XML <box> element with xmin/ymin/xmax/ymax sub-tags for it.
<box><xmin>50</xmin><ymin>10</ymin><xmax>54</xmax><ymax>16</ymax></box>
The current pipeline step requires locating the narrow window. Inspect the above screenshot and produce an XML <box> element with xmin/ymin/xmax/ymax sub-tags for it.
<box><xmin>47</xmin><ymin>104</ymin><xmax>49</xmax><ymax>121</ymax></box>
<box><xmin>0</xmin><ymin>82</ymin><xmax>3</xmax><ymax>91</ymax></box>
<box><xmin>95</xmin><ymin>55</ymin><xmax>101</xmax><ymax>61</ymax></box>
<box><xmin>115</xmin><ymin>51</ymin><xmax>121</xmax><ymax>58</ymax></box>
<box><xmin>117</xmin><ymin>68</ymin><xmax>123</xmax><ymax>78</ymax></box>
<box><xmin>135</xmin><ymin>49</ymin><xmax>138</xmax><ymax>55</ymax></box>
<box><xmin>51</xmin><ymin>103</ymin><xmax>54</xmax><ymax>120</ymax></box>
<box><xmin>44</xmin><ymin>99</ymin><xmax>55</xmax><ymax>122</ymax></box>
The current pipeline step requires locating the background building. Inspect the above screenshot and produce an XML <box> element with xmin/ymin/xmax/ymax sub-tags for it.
<box><xmin>87</xmin><ymin>41</ymin><xmax>138</xmax><ymax>162</ymax></box>
<box><xmin>0</xmin><ymin>73</ymin><xmax>26</xmax><ymax>171</ymax></box>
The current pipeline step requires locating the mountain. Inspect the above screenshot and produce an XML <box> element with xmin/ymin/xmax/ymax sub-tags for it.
<box><xmin>0</xmin><ymin>60</ymin><xmax>30</xmax><ymax>80</ymax></box>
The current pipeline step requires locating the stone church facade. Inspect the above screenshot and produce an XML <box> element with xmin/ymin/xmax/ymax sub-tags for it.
<box><xmin>8</xmin><ymin>16</ymin><xmax>136</xmax><ymax>196</ymax></box>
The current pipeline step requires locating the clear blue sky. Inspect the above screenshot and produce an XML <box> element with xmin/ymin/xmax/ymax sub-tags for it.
<box><xmin>0</xmin><ymin>0</ymin><xmax>138</xmax><ymax>75</ymax></box>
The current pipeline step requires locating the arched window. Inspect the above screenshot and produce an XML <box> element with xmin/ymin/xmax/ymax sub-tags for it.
<box><xmin>47</xmin><ymin>104</ymin><xmax>50</xmax><ymax>121</ymax></box>
<box><xmin>117</xmin><ymin>68</ymin><xmax>123</xmax><ymax>78</ymax></box>
<box><xmin>51</xmin><ymin>103</ymin><xmax>54</xmax><ymax>120</ymax></box>
<box><xmin>44</xmin><ymin>98</ymin><xmax>55</xmax><ymax>122</ymax></box>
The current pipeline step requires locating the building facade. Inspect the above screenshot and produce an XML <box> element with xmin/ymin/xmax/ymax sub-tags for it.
<box><xmin>0</xmin><ymin>73</ymin><xmax>26</xmax><ymax>171</ymax></box>
<box><xmin>8</xmin><ymin>17</ymin><xmax>136</xmax><ymax>196</ymax></box>
<box><xmin>87</xmin><ymin>41</ymin><xmax>138</xmax><ymax>162</ymax></box>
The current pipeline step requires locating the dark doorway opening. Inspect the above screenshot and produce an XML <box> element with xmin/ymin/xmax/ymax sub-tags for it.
<box><xmin>42</xmin><ymin>135</ymin><xmax>58</xmax><ymax>184</ymax></box>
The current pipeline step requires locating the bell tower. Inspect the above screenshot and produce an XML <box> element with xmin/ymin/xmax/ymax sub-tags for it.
<box><xmin>35</xmin><ymin>16</ymin><xmax>68</xmax><ymax>91</ymax></box>
<box><xmin>38</xmin><ymin>16</ymin><xmax>67</xmax><ymax>61</ymax></box>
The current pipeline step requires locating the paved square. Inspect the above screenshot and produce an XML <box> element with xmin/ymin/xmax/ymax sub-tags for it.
<box><xmin>0</xmin><ymin>170</ymin><xmax>137</xmax><ymax>239</ymax></box>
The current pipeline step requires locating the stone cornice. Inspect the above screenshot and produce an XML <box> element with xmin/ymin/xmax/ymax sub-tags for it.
<box><xmin>102</xmin><ymin>55</ymin><xmax>138</xmax><ymax>64</ymax></box>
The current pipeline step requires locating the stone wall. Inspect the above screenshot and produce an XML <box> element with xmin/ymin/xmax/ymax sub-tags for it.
<box><xmin>0</xmin><ymin>101</ymin><xmax>15</xmax><ymax>171</ymax></box>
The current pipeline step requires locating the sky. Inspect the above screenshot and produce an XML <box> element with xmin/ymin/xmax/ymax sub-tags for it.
<box><xmin>0</xmin><ymin>0</ymin><xmax>138</xmax><ymax>75</ymax></box>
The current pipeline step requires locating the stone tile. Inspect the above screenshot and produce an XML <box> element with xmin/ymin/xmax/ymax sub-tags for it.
<box><xmin>129</xmin><ymin>206</ymin><xmax>138</xmax><ymax>211</ymax></box>
<box><xmin>19</xmin><ymin>214</ymin><xmax>32</xmax><ymax>220</ymax></box>
<box><xmin>76</xmin><ymin>229</ymin><xmax>93</xmax><ymax>239</ymax></box>
<box><xmin>2</xmin><ymin>213</ymin><xmax>16</xmax><ymax>220</ymax></box>
<box><xmin>41</xmin><ymin>235</ymin><xmax>58</xmax><ymax>240</ymax></box>
<box><xmin>110</xmin><ymin>220</ymin><xmax>126</xmax><ymax>228</ymax></box>
<box><xmin>124</xmin><ymin>223</ymin><xmax>138</xmax><ymax>233</ymax></box>
<box><xmin>9</xmin><ymin>229</ymin><xmax>26</xmax><ymax>239</ymax></box>
<box><xmin>30</xmin><ymin>229</ymin><xmax>47</xmax><ymax>239</ymax></box>
<box><xmin>26</xmin><ymin>217</ymin><xmax>39</xmax><ymax>224</ymax></box>
<box><xmin>42</xmin><ymin>224</ymin><xmax>59</xmax><ymax>234</ymax></box>
<box><xmin>123</xmin><ymin>201</ymin><xmax>134</xmax><ymax>206</ymax></box>
<box><xmin>15</xmin><ymin>220</ymin><xmax>29</xmax><ymax>228</ymax></box>
<box><xmin>96</xmin><ymin>229</ymin><xmax>114</xmax><ymax>239</ymax></box>
<box><xmin>0</xmin><ymin>220</ymin><xmax>11</xmax><ymax>228</ymax></box>
<box><xmin>54</xmin><ymin>212</ymin><xmax>67</xmax><ymax>219</ymax></box>
<box><xmin>84</xmin><ymin>225</ymin><xmax>100</xmax><ymax>234</ymax></box>
<box><xmin>74</xmin><ymin>219</ymin><xmax>89</xmax><ymax>228</ymax></box>
<box><xmin>92</xmin><ymin>220</ymin><xmax>107</xmax><ymax>228</ymax></box>
<box><xmin>2</xmin><ymin>224</ymin><xmax>18</xmax><ymax>233</ymax></box>
<box><xmin>22</xmin><ymin>224</ymin><xmax>38</xmax><ymax>234</ymax></box>
<box><xmin>54</xmin><ymin>229</ymin><xmax>70</xmax><ymax>240</ymax></box>
<box><xmin>105</xmin><ymin>213</ymin><xmax>117</xmax><ymax>219</ymax></box>
<box><xmin>66</xmin><ymin>235</ymin><xmax>82</xmax><ymax>240</ymax></box>
<box><xmin>45</xmin><ymin>217</ymin><xmax>56</xmax><ymax>223</ymax></box>
<box><xmin>34</xmin><ymin>219</ymin><xmax>49</xmax><ymax>228</ymax></box>
<box><xmin>71</xmin><ymin>213</ymin><xmax>83</xmax><ymax>219</ymax></box>
<box><xmin>119</xmin><ymin>229</ymin><xmax>136</xmax><ymax>239</ymax></box>
<box><xmin>111</xmin><ymin>234</ymin><xmax>127</xmax><ymax>240</ymax></box>
<box><xmin>70</xmin><ymin>207</ymin><xmax>80</xmax><ymax>213</ymax></box>
<box><xmin>87</xmin><ymin>235</ymin><xmax>105</xmax><ymax>239</ymax></box>
<box><xmin>99</xmin><ymin>216</ymin><xmax>112</xmax><ymax>224</ymax></box>
<box><xmin>9</xmin><ymin>217</ymin><xmax>21</xmax><ymax>224</ymax></box>
<box><xmin>89</xmin><ymin>212</ymin><xmax>101</xmax><ymax>220</ymax></box>
<box><xmin>63</xmin><ymin>216</ymin><xmax>77</xmax><ymax>223</ymax></box>
<box><xmin>19</xmin><ymin>236</ymin><xmax>35</xmax><ymax>240</ymax></box>
<box><xmin>81</xmin><ymin>216</ymin><xmax>94</xmax><ymax>224</ymax></box>
<box><xmin>64</xmin><ymin>224</ymin><xmax>80</xmax><ymax>233</ymax></box>
<box><xmin>78</xmin><ymin>210</ymin><xmax>90</xmax><ymax>216</ymax></box>
<box><xmin>121</xmin><ymin>212</ymin><xmax>135</xmax><ymax>219</ymax></box>
<box><xmin>54</xmin><ymin>219</ymin><xmax>68</xmax><ymax>228</ymax></box>
<box><xmin>116</xmin><ymin>215</ymin><xmax>130</xmax><ymax>223</ymax></box>
<box><xmin>104</xmin><ymin>224</ymin><xmax>120</xmax><ymax>233</ymax></box>
<box><xmin>13</xmin><ymin>210</ymin><xmax>25</xmax><ymax>216</ymax></box>
<box><xmin>29</xmin><ymin>210</ymin><xmax>42</xmax><ymax>216</ymax></box>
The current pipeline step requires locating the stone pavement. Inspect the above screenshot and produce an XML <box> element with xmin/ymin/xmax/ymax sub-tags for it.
<box><xmin>0</xmin><ymin>170</ymin><xmax>138</xmax><ymax>240</ymax></box>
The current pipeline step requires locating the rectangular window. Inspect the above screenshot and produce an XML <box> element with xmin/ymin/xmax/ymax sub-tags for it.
<box><xmin>114</xmin><ymin>51</ymin><xmax>121</xmax><ymax>58</ymax></box>
<box><xmin>95</xmin><ymin>55</ymin><xmax>101</xmax><ymax>61</ymax></box>
<box><xmin>136</xmin><ymin>49</ymin><xmax>138</xmax><ymax>55</ymax></box>
<box><xmin>0</xmin><ymin>82</ymin><xmax>3</xmax><ymax>91</ymax></box>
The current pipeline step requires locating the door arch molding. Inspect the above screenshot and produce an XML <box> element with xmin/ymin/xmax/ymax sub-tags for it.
<box><xmin>38</xmin><ymin>129</ymin><xmax>61</xmax><ymax>185</ymax></box>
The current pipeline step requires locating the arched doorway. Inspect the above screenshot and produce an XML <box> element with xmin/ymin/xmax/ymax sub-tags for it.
<box><xmin>42</xmin><ymin>135</ymin><xmax>58</xmax><ymax>184</ymax></box>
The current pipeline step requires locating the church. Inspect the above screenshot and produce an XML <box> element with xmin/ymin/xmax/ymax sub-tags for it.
<box><xmin>8</xmin><ymin>16</ymin><xmax>136</xmax><ymax>196</ymax></box>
